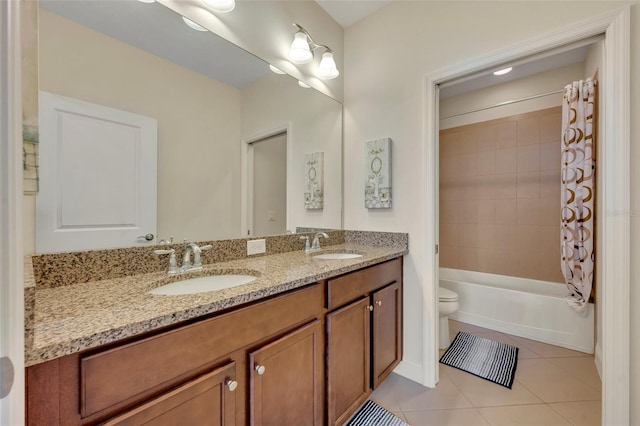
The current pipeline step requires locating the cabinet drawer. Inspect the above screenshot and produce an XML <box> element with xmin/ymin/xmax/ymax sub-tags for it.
<box><xmin>103</xmin><ymin>362</ymin><xmax>237</xmax><ymax>426</ymax></box>
<box><xmin>80</xmin><ymin>284</ymin><xmax>321</xmax><ymax>418</ymax></box>
<box><xmin>327</xmin><ymin>258</ymin><xmax>401</xmax><ymax>310</ymax></box>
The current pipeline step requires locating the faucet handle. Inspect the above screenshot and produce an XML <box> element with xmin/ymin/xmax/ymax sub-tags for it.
<box><xmin>300</xmin><ymin>236</ymin><xmax>310</xmax><ymax>252</ymax></box>
<box><xmin>154</xmin><ymin>249</ymin><xmax>177</xmax><ymax>275</ymax></box>
<box><xmin>193</xmin><ymin>245</ymin><xmax>212</xmax><ymax>269</ymax></box>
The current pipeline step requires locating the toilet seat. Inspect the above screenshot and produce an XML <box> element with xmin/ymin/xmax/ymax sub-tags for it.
<box><xmin>439</xmin><ymin>287</ymin><xmax>458</xmax><ymax>302</ymax></box>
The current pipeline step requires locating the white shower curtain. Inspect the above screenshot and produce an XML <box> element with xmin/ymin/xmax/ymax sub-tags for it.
<box><xmin>561</xmin><ymin>78</ymin><xmax>596</xmax><ymax>314</ymax></box>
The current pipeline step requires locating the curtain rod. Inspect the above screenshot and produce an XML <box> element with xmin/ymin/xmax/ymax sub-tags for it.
<box><xmin>439</xmin><ymin>89</ymin><xmax>563</xmax><ymax>120</ymax></box>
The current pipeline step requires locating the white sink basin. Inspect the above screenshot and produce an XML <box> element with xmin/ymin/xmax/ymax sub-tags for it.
<box><xmin>313</xmin><ymin>252</ymin><xmax>363</xmax><ymax>260</ymax></box>
<box><xmin>149</xmin><ymin>274</ymin><xmax>257</xmax><ymax>295</ymax></box>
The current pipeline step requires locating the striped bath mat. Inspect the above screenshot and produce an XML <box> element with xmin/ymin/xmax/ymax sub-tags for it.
<box><xmin>347</xmin><ymin>400</ymin><xmax>408</xmax><ymax>426</ymax></box>
<box><xmin>439</xmin><ymin>331</ymin><xmax>519</xmax><ymax>389</ymax></box>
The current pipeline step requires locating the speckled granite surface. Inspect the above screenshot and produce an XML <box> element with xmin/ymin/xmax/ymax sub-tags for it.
<box><xmin>25</xmin><ymin>241</ymin><xmax>407</xmax><ymax>367</ymax></box>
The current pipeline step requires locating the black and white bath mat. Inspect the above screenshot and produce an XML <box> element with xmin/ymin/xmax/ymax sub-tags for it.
<box><xmin>347</xmin><ymin>400</ymin><xmax>409</xmax><ymax>426</ymax></box>
<box><xmin>439</xmin><ymin>331</ymin><xmax>519</xmax><ymax>389</ymax></box>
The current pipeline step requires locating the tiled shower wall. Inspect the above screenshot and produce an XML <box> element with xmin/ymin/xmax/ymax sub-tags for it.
<box><xmin>439</xmin><ymin>106</ymin><xmax>564</xmax><ymax>283</ymax></box>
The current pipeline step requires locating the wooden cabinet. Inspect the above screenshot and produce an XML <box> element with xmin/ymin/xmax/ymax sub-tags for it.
<box><xmin>249</xmin><ymin>320</ymin><xmax>323</xmax><ymax>425</ymax></box>
<box><xmin>326</xmin><ymin>258</ymin><xmax>403</xmax><ymax>425</ymax></box>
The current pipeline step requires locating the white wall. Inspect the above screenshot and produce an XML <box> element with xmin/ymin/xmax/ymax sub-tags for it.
<box><xmin>159</xmin><ymin>0</ymin><xmax>344</xmax><ymax>102</ymax></box>
<box><xmin>242</xmin><ymin>73</ymin><xmax>342</xmax><ymax>232</ymax></box>
<box><xmin>34</xmin><ymin>9</ymin><xmax>242</xmax><ymax>251</ymax></box>
<box><xmin>343</xmin><ymin>0</ymin><xmax>636</xmax><ymax>389</ymax></box>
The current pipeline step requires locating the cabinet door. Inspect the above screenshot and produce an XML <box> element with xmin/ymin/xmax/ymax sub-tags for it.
<box><xmin>249</xmin><ymin>320</ymin><xmax>322</xmax><ymax>426</ymax></box>
<box><xmin>103</xmin><ymin>362</ymin><xmax>237</xmax><ymax>426</ymax></box>
<box><xmin>372</xmin><ymin>282</ymin><xmax>402</xmax><ymax>388</ymax></box>
<box><xmin>326</xmin><ymin>297</ymin><xmax>371</xmax><ymax>426</ymax></box>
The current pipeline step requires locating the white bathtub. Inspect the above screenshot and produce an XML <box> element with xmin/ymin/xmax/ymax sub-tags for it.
<box><xmin>440</xmin><ymin>268</ymin><xmax>594</xmax><ymax>354</ymax></box>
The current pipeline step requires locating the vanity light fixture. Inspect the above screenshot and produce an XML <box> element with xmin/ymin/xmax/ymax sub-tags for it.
<box><xmin>298</xmin><ymin>81</ymin><xmax>311</xmax><ymax>89</ymax></box>
<box><xmin>288</xmin><ymin>23</ymin><xmax>340</xmax><ymax>80</ymax></box>
<box><xmin>493</xmin><ymin>67</ymin><xmax>513</xmax><ymax>76</ymax></box>
<box><xmin>269</xmin><ymin>64</ymin><xmax>286</xmax><ymax>75</ymax></box>
<box><xmin>202</xmin><ymin>0</ymin><xmax>235</xmax><ymax>13</ymax></box>
<box><xmin>182</xmin><ymin>17</ymin><xmax>208</xmax><ymax>32</ymax></box>
<box><xmin>137</xmin><ymin>0</ymin><xmax>156</xmax><ymax>3</ymax></box>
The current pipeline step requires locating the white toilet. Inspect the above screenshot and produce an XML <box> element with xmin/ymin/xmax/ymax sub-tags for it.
<box><xmin>438</xmin><ymin>287</ymin><xmax>459</xmax><ymax>349</ymax></box>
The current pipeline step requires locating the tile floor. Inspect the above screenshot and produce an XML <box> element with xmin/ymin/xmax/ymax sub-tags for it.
<box><xmin>370</xmin><ymin>320</ymin><xmax>601</xmax><ymax>426</ymax></box>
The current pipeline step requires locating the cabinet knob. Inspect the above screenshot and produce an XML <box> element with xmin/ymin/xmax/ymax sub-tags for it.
<box><xmin>255</xmin><ymin>364</ymin><xmax>266</xmax><ymax>375</ymax></box>
<box><xmin>375</xmin><ymin>300</ymin><xmax>382</xmax><ymax>307</ymax></box>
<box><xmin>368</xmin><ymin>305</ymin><xmax>374</xmax><ymax>312</ymax></box>
<box><xmin>225</xmin><ymin>379</ymin><xmax>238</xmax><ymax>392</ymax></box>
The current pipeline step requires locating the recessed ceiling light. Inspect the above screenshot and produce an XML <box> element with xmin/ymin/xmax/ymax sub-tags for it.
<box><xmin>182</xmin><ymin>17</ymin><xmax>207</xmax><ymax>32</ymax></box>
<box><xmin>269</xmin><ymin>65</ymin><xmax>286</xmax><ymax>75</ymax></box>
<box><xmin>298</xmin><ymin>81</ymin><xmax>311</xmax><ymax>89</ymax></box>
<box><xmin>493</xmin><ymin>67</ymin><xmax>513</xmax><ymax>76</ymax></box>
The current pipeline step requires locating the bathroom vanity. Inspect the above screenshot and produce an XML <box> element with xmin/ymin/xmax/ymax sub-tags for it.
<box><xmin>25</xmin><ymin>232</ymin><xmax>406</xmax><ymax>425</ymax></box>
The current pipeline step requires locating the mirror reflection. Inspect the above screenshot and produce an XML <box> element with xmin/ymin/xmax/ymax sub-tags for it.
<box><xmin>35</xmin><ymin>0</ymin><xmax>342</xmax><ymax>253</ymax></box>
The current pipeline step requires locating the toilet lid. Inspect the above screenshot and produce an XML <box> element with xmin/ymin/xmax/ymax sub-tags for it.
<box><xmin>439</xmin><ymin>287</ymin><xmax>458</xmax><ymax>302</ymax></box>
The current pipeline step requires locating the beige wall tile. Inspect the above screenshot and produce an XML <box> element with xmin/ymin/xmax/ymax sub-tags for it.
<box><xmin>517</xmin><ymin>144</ymin><xmax>540</xmax><ymax>172</ymax></box>
<box><xmin>459</xmin><ymin>247</ymin><xmax>479</xmax><ymax>271</ymax></box>
<box><xmin>496</xmin><ymin>121</ymin><xmax>517</xmax><ymax>148</ymax></box>
<box><xmin>495</xmin><ymin>173</ymin><xmax>517</xmax><ymax>199</ymax></box>
<box><xmin>476</xmin><ymin>175</ymin><xmax>496</xmax><ymax>200</ymax></box>
<box><xmin>459</xmin><ymin>224</ymin><xmax>478</xmax><ymax>248</ymax></box>
<box><xmin>459</xmin><ymin>175</ymin><xmax>479</xmax><ymax>200</ymax></box>
<box><xmin>496</xmin><ymin>199</ymin><xmax>517</xmax><ymax>224</ymax></box>
<box><xmin>495</xmin><ymin>225</ymin><xmax>518</xmax><ymax>249</ymax></box>
<box><xmin>459</xmin><ymin>199</ymin><xmax>478</xmax><ymax>224</ymax></box>
<box><xmin>496</xmin><ymin>147</ymin><xmax>517</xmax><ymax>174</ymax></box>
<box><xmin>477</xmin><ymin>199</ymin><xmax>496</xmax><ymax>224</ymax></box>
<box><xmin>517</xmin><ymin>171</ymin><xmax>539</xmax><ymax>199</ymax></box>
<box><xmin>517</xmin><ymin>116</ymin><xmax>540</xmax><ymax>146</ymax></box>
<box><xmin>539</xmin><ymin>170</ymin><xmax>561</xmax><ymax>199</ymax></box>
<box><xmin>440</xmin><ymin>132</ymin><xmax>461</xmax><ymax>157</ymax></box>
<box><xmin>539</xmin><ymin>197</ymin><xmax>559</xmax><ymax>226</ymax></box>
<box><xmin>476</xmin><ymin>125</ymin><xmax>497</xmax><ymax>152</ymax></box>
<box><xmin>440</xmin><ymin>199</ymin><xmax>462</xmax><ymax>224</ymax></box>
<box><xmin>458</xmin><ymin>153</ymin><xmax>477</xmax><ymax>177</ymax></box>
<box><xmin>477</xmin><ymin>248</ymin><xmax>496</xmax><ymax>273</ymax></box>
<box><xmin>440</xmin><ymin>155</ymin><xmax>459</xmax><ymax>183</ymax></box>
<box><xmin>439</xmin><ymin>244</ymin><xmax>460</xmax><ymax>269</ymax></box>
<box><xmin>539</xmin><ymin>109</ymin><xmax>562</xmax><ymax>144</ymax></box>
<box><xmin>477</xmin><ymin>226</ymin><xmax>496</xmax><ymax>249</ymax></box>
<box><xmin>517</xmin><ymin>198</ymin><xmax>541</xmax><ymax>225</ymax></box>
<box><xmin>477</xmin><ymin>150</ymin><xmax>496</xmax><ymax>175</ymax></box>
<box><xmin>539</xmin><ymin>142</ymin><xmax>561</xmax><ymax>171</ymax></box>
<box><xmin>440</xmin><ymin>224</ymin><xmax>460</xmax><ymax>247</ymax></box>
<box><xmin>494</xmin><ymin>248</ymin><xmax>519</xmax><ymax>276</ymax></box>
<box><xmin>459</xmin><ymin>131</ymin><xmax>477</xmax><ymax>154</ymax></box>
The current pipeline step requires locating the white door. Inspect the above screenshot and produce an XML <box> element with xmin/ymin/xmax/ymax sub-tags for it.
<box><xmin>251</xmin><ymin>133</ymin><xmax>287</xmax><ymax>236</ymax></box>
<box><xmin>37</xmin><ymin>92</ymin><xmax>157</xmax><ymax>252</ymax></box>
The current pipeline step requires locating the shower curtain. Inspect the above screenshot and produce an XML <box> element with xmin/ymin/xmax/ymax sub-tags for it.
<box><xmin>561</xmin><ymin>78</ymin><xmax>596</xmax><ymax>315</ymax></box>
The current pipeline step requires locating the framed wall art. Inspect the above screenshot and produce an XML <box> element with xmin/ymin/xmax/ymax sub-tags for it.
<box><xmin>365</xmin><ymin>138</ymin><xmax>391</xmax><ymax>209</ymax></box>
<box><xmin>304</xmin><ymin>152</ymin><xmax>324</xmax><ymax>210</ymax></box>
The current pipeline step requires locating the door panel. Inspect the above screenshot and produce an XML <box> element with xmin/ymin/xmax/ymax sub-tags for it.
<box><xmin>326</xmin><ymin>298</ymin><xmax>371</xmax><ymax>426</ymax></box>
<box><xmin>249</xmin><ymin>320</ymin><xmax>322</xmax><ymax>426</ymax></box>
<box><xmin>372</xmin><ymin>282</ymin><xmax>402</xmax><ymax>388</ymax></box>
<box><xmin>251</xmin><ymin>133</ymin><xmax>287</xmax><ymax>236</ymax></box>
<box><xmin>37</xmin><ymin>91</ymin><xmax>157</xmax><ymax>251</ymax></box>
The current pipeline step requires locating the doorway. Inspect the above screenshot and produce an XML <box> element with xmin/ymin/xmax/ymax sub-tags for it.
<box><xmin>247</xmin><ymin>132</ymin><xmax>287</xmax><ymax>237</ymax></box>
<box><xmin>423</xmin><ymin>8</ymin><xmax>630</xmax><ymax>426</ymax></box>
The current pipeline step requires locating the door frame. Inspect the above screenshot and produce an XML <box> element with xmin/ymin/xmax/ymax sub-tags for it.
<box><xmin>422</xmin><ymin>7</ymin><xmax>630</xmax><ymax>426</ymax></box>
<box><xmin>241</xmin><ymin>123</ymin><xmax>292</xmax><ymax>237</ymax></box>
<box><xmin>0</xmin><ymin>0</ymin><xmax>24</xmax><ymax>423</ymax></box>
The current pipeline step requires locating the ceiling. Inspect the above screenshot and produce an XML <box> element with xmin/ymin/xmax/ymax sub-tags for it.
<box><xmin>314</xmin><ymin>0</ymin><xmax>392</xmax><ymax>28</ymax></box>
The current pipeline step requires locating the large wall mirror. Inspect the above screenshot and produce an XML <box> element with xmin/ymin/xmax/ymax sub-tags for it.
<box><xmin>35</xmin><ymin>0</ymin><xmax>342</xmax><ymax>253</ymax></box>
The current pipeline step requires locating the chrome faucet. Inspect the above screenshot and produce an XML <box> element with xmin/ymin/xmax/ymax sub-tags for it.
<box><xmin>181</xmin><ymin>243</ymin><xmax>212</xmax><ymax>272</ymax></box>
<box><xmin>311</xmin><ymin>232</ymin><xmax>329</xmax><ymax>251</ymax></box>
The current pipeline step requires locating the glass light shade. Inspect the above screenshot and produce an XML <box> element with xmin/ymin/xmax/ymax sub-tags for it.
<box><xmin>317</xmin><ymin>52</ymin><xmax>339</xmax><ymax>79</ymax></box>
<box><xmin>298</xmin><ymin>81</ymin><xmax>311</xmax><ymax>89</ymax></box>
<box><xmin>182</xmin><ymin>17</ymin><xmax>207</xmax><ymax>32</ymax></box>
<box><xmin>288</xmin><ymin>32</ymin><xmax>313</xmax><ymax>64</ymax></box>
<box><xmin>202</xmin><ymin>0</ymin><xmax>235</xmax><ymax>13</ymax></box>
<box><xmin>493</xmin><ymin>67</ymin><xmax>513</xmax><ymax>76</ymax></box>
<box><xmin>137</xmin><ymin>0</ymin><xmax>156</xmax><ymax>3</ymax></box>
<box><xmin>269</xmin><ymin>64</ymin><xmax>286</xmax><ymax>74</ymax></box>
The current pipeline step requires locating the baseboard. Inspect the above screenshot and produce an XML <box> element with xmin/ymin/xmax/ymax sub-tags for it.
<box><xmin>594</xmin><ymin>342</ymin><xmax>602</xmax><ymax>380</ymax></box>
<box><xmin>392</xmin><ymin>359</ymin><xmax>424</xmax><ymax>386</ymax></box>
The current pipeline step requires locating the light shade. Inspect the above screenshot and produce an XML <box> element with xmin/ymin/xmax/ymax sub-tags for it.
<box><xmin>269</xmin><ymin>64</ymin><xmax>286</xmax><ymax>75</ymax></box>
<box><xmin>182</xmin><ymin>17</ymin><xmax>207</xmax><ymax>32</ymax></box>
<box><xmin>202</xmin><ymin>0</ymin><xmax>235</xmax><ymax>13</ymax></box>
<box><xmin>288</xmin><ymin>32</ymin><xmax>313</xmax><ymax>64</ymax></box>
<box><xmin>137</xmin><ymin>0</ymin><xmax>155</xmax><ymax>3</ymax></box>
<box><xmin>298</xmin><ymin>81</ymin><xmax>311</xmax><ymax>89</ymax></box>
<box><xmin>493</xmin><ymin>67</ymin><xmax>513</xmax><ymax>76</ymax></box>
<box><xmin>317</xmin><ymin>52</ymin><xmax>339</xmax><ymax>79</ymax></box>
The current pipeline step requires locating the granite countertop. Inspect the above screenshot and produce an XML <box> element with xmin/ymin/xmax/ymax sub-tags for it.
<box><xmin>26</xmin><ymin>243</ymin><xmax>407</xmax><ymax>366</ymax></box>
